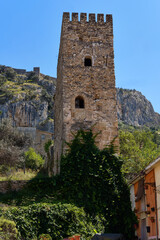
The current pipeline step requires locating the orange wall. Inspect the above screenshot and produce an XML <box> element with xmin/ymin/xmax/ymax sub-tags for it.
<box><xmin>134</xmin><ymin>171</ymin><xmax>157</xmax><ymax>239</ymax></box>
<box><xmin>145</xmin><ymin>169</ymin><xmax>157</xmax><ymax>237</ymax></box>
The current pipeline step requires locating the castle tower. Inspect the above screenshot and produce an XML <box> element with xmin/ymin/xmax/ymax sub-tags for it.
<box><xmin>54</xmin><ymin>12</ymin><xmax>119</xmax><ymax>174</ymax></box>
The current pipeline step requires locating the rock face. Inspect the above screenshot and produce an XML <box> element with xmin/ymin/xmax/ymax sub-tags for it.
<box><xmin>117</xmin><ymin>88</ymin><xmax>160</xmax><ymax>127</ymax></box>
<box><xmin>0</xmin><ymin>101</ymin><xmax>48</xmax><ymax>127</ymax></box>
<box><xmin>0</xmin><ymin>65</ymin><xmax>56</xmax><ymax>131</ymax></box>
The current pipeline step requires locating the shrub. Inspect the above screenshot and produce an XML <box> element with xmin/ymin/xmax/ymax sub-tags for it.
<box><xmin>38</xmin><ymin>234</ymin><xmax>52</xmax><ymax>240</ymax></box>
<box><xmin>5</xmin><ymin>68</ymin><xmax>16</xmax><ymax>80</ymax></box>
<box><xmin>0</xmin><ymin>203</ymin><xmax>104</xmax><ymax>240</ymax></box>
<box><xmin>27</xmin><ymin>71</ymin><xmax>39</xmax><ymax>82</ymax></box>
<box><xmin>25</xmin><ymin>148</ymin><xmax>44</xmax><ymax>170</ymax></box>
<box><xmin>0</xmin><ymin>75</ymin><xmax>7</xmax><ymax>85</ymax></box>
<box><xmin>0</xmin><ymin>217</ymin><xmax>18</xmax><ymax>240</ymax></box>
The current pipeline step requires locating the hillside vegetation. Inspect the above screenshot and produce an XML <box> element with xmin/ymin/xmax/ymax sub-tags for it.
<box><xmin>119</xmin><ymin>123</ymin><xmax>160</xmax><ymax>179</ymax></box>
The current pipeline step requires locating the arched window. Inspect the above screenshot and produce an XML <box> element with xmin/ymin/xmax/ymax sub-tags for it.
<box><xmin>75</xmin><ymin>96</ymin><xmax>85</xmax><ymax>108</ymax></box>
<box><xmin>84</xmin><ymin>57</ymin><xmax>92</xmax><ymax>67</ymax></box>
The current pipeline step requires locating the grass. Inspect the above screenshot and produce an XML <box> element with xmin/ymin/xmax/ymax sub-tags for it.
<box><xmin>0</xmin><ymin>169</ymin><xmax>37</xmax><ymax>181</ymax></box>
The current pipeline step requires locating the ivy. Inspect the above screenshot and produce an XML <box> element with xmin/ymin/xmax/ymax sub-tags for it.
<box><xmin>60</xmin><ymin>130</ymin><xmax>136</xmax><ymax>239</ymax></box>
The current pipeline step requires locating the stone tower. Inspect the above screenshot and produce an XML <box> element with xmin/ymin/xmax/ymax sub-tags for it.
<box><xmin>54</xmin><ymin>12</ymin><xmax>119</xmax><ymax>174</ymax></box>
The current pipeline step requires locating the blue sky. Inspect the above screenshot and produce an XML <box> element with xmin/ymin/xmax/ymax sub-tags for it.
<box><xmin>1</xmin><ymin>0</ymin><xmax>160</xmax><ymax>113</ymax></box>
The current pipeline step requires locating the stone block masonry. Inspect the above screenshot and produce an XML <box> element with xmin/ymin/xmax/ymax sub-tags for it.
<box><xmin>54</xmin><ymin>12</ymin><xmax>119</xmax><ymax>174</ymax></box>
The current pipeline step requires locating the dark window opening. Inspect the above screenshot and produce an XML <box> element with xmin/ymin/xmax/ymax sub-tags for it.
<box><xmin>75</xmin><ymin>96</ymin><xmax>85</xmax><ymax>108</ymax></box>
<box><xmin>84</xmin><ymin>57</ymin><xmax>92</xmax><ymax>67</ymax></box>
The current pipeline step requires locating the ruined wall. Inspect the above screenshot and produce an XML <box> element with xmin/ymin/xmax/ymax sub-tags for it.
<box><xmin>0</xmin><ymin>180</ymin><xmax>28</xmax><ymax>194</ymax></box>
<box><xmin>54</xmin><ymin>12</ymin><xmax>119</xmax><ymax>174</ymax></box>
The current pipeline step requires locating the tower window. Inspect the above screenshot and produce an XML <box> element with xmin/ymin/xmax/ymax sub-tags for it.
<box><xmin>106</xmin><ymin>54</ymin><xmax>108</xmax><ymax>66</ymax></box>
<box><xmin>84</xmin><ymin>57</ymin><xmax>92</xmax><ymax>67</ymax></box>
<box><xmin>75</xmin><ymin>96</ymin><xmax>85</xmax><ymax>108</ymax></box>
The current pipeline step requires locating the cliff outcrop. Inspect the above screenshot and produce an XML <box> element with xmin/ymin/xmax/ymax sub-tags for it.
<box><xmin>0</xmin><ymin>65</ymin><xmax>56</xmax><ymax>131</ymax></box>
<box><xmin>117</xmin><ymin>88</ymin><xmax>160</xmax><ymax>127</ymax></box>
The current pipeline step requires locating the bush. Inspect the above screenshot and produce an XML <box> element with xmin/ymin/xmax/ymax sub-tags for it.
<box><xmin>38</xmin><ymin>234</ymin><xmax>52</xmax><ymax>240</ymax></box>
<box><xmin>5</xmin><ymin>68</ymin><xmax>16</xmax><ymax>80</ymax></box>
<box><xmin>27</xmin><ymin>72</ymin><xmax>39</xmax><ymax>82</ymax></box>
<box><xmin>0</xmin><ymin>75</ymin><xmax>7</xmax><ymax>85</ymax></box>
<box><xmin>0</xmin><ymin>217</ymin><xmax>18</xmax><ymax>240</ymax></box>
<box><xmin>25</xmin><ymin>148</ymin><xmax>44</xmax><ymax>170</ymax></box>
<box><xmin>0</xmin><ymin>203</ymin><xmax>104</xmax><ymax>240</ymax></box>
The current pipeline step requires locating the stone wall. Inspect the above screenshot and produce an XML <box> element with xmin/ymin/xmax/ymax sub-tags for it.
<box><xmin>0</xmin><ymin>180</ymin><xmax>28</xmax><ymax>194</ymax></box>
<box><xmin>54</xmin><ymin>12</ymin><xmax>119</xmax><ymax>174</ymax></box>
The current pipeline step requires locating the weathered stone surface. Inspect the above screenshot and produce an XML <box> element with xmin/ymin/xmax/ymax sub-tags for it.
<box><xmin>54</xmin><ymin>12</ymin><xmax>119</xmax><ymax>174</ymax></box>
<box><xmin>0</xmin><ymin>100</ymin><xmax>48</xmax><ymax>127</ymax></box>
<box><xmin>117</xmin><ymin>88</ymin><xmax>160</xmax><ymax>127</ymax></box>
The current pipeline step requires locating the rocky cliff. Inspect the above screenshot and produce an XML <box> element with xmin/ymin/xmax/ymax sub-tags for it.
<box><xmin>0</xmin><ymin>65</ymin><xmax>56</xmax><ymax>132</ymax></box>
<box><xmin>117</xmin><ymin>88</ymin><xmax>160</xmax><ymax>127</ymax></box>
<box><xmin>0</xmin><ymin>65</ymin><xmax>159</xmax><ymax>129</ymax></box>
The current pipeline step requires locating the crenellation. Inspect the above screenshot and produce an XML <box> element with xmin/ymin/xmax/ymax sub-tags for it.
<box><xmin>106</xmin><ymin>14</ymin><xmax>112</xmax><ymax>24</ymax></box>
<box><xmin>72</xmin><ymin>12</ymin><xmax>78</xmax><ymax>22</ymax></box>
<box><xmin>89</xmin><ymin>13</ymin><xmax>96</xmax><ymax>22</ymax></box>
<box><xmin>80</xmin><ymin>13</ymin><xmax>87</xmax><ymax>22</ymax></box>
<box><xmin>97</xmin><ymin>14</ymin><xmax>104</xmax><ymax>23</ymax></box>
<box><xmin>63</xmin><ymin>12</ymin><xmax>112</xmax><ymax>24</ymax></box>
<box><xmin>63</xmin><ymin>12</ymin><xmax>70</xmax><ymax>22</ymax></box>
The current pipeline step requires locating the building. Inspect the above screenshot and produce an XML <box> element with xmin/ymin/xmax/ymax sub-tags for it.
<box><xmin>54</xmin><ymin>12</ymin><xmax>119</xmax><ymax>174</ymax></box>
<box><xmin>130</xmin><ymin>157</ymin><xmax>160</xmax><ymax>240</ymax></box>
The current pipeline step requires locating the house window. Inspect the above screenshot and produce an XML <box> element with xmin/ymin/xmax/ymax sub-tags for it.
<box><xmin>75</xmin><ymin>96</ymin><xmax>85</xmax><ymax>108</ymax></box>
<box><xmin>84</xmin><ymin>57</ymin><xmax>92</xmax><ymax>67</ymax></box>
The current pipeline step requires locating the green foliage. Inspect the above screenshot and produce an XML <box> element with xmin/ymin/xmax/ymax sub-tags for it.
<box><xmin>44</xmin><ymin>140</ymin><xmax>53</xmax><ymax>154</ymax></box>
<box><xmin>0</xmin><ymin>75</ymin><xmax>7</xmax><ymax>86</ymax></box>
<box><xmin>0</xmin><ymin>217</ymin><xmax>18</xmax><ymax>240</ymax></box>
<box><xmin>120</xmin><ymin>129</ymin><xmax>160</xmax><ymax>177</ymax></box>
<box><xmin>25</xmin><ymin>148</ymin><xmax>44</xmax><ymax>170</ymax></box>
<box><xmin>60</xmin><ymin>130</ymin><xmax>136</xmax><ymax>239</ymax></box>
<box><xmin>38</xmin><ymin>234</ymin><xmax>52</xmax><ymax>240</ymax></box>
<box><xmin>0</xmin><ymin>203</ymin><xmax>104</xmax><ymax>240</ymax></box>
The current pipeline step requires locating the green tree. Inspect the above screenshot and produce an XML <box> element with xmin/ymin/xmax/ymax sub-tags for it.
<box><xmin>25</xmin><ymin>148</ymin><xmax>44</xmax><ymax>170</ymax></box>
<box><xmin>120</xmin><ymin>129</ymin><xmax>160</xmax><ymax>177</ymax></box>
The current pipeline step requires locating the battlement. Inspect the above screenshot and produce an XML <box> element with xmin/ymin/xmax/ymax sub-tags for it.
<box><xmin>63</xmin><ymin>12</ymin><xmax>112</xmax><ymax>24</ymax></box>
